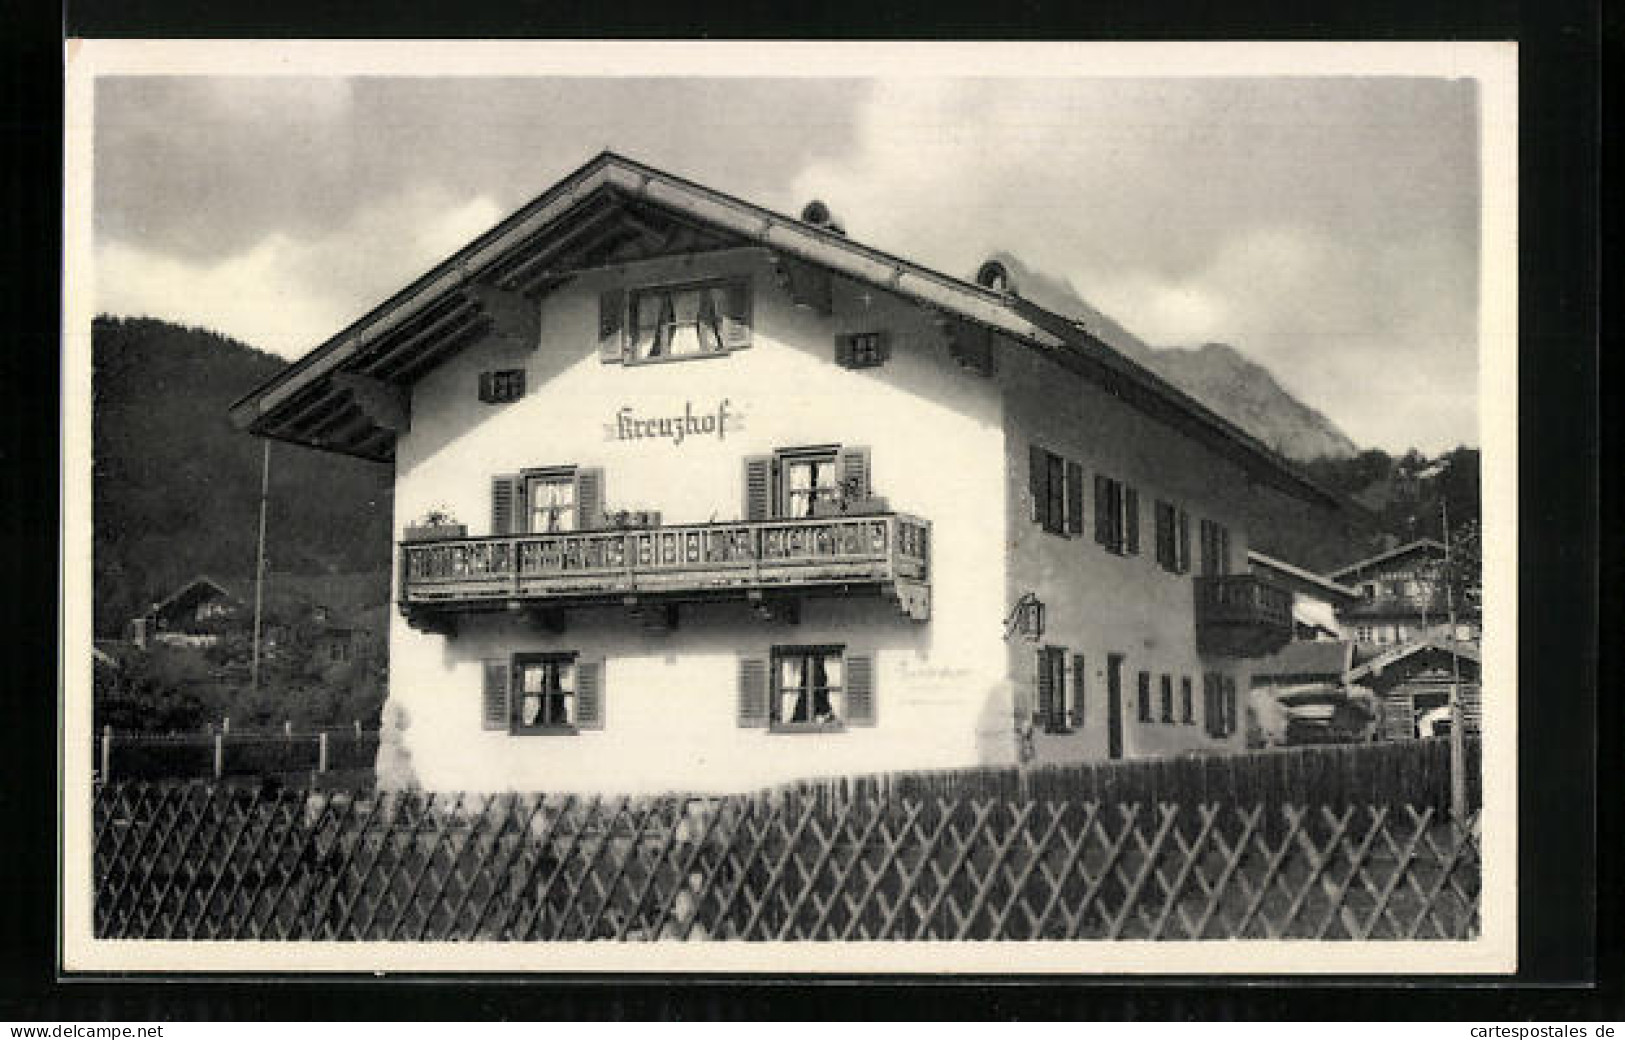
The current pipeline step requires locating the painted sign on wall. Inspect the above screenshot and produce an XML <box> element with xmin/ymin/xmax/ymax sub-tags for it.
<box><xmin>603</xmin><ymin>399</ymin><xmax>745</xmax><ymax>446</ymax></box>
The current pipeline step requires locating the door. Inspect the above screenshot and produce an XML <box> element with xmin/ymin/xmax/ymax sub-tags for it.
<box><xmin>1106</xmin><ymin>654</ymin><xmax>1125</xmax><ymax>759</ymax></box>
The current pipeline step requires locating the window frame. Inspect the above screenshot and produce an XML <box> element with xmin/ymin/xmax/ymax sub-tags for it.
<box><xmin>509</xmin><ymin>652</ymin><xmax>580</xmax><ymax>735</ymax></box>
<box><xmin>769</xmin><ymin>644</ymin><xmax>848</xmax><ymax>733</ymax></box>
<box><xmin>623</xmin><ymin>276</ymin><xmax>750</xmax><ymax>366</ymax></box>
<box><xmin>522</xmin><ymin>466</ymin><xmax>578</xmax><ymax>535</ymax></box>
<box><xmin>775</xmin><ymin>445</ymin><xmax>842</xmax><ymax>520</ymax></box>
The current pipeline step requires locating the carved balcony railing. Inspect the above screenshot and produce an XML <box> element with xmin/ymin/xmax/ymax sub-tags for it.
<box><xmin>1194</xmin><ymin>574</ymin><xmax>1294</xmax><ymax>657</ymax></box>
<box><xmin>399</xmin><ymin>513</ymin><xmax>931</xmax><ymax>626</ymax></box>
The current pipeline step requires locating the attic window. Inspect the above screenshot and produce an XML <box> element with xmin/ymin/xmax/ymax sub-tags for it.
<box><xmin>626</xmin><ymin>278</ymin><xmax>751</xmax><ymax>363</ymax></box>
<box><xmin>835</xmin><ymin>331</ymin><xmax>888</xmax><ymax>369</ymax></box>
<box><xmin>478</xmin><ymin>369</ymin><xmax>526</xmax><ymax>404</ymax></box>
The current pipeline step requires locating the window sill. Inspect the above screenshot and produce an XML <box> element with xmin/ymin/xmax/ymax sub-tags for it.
<box><xmin>620</xmin><ymin>348</ymin><xmax>740</xmax><ymax>368</ymax></box>
<box><xmin>510</xmin><ymin>725</ymin><xmax>580</xmax><ymax>737</ymax></box>
<box><xmin>768</xmin><ymin>721</ymin><xmax>847</xmax><ymax>735</ymax></box>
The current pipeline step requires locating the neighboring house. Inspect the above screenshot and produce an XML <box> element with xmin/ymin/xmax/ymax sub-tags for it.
<box><xmin>1344</xmin><ymin>636</ymin><xmax>1482</xmax><ymax>740</ymax></box>
<box><xmin>128</xmin><ymin>575</ymin><xmax>244</xmax><ymax>649</ymax></box>
<box><xmin>1248</xmin><ymin>550</ymin><xmax>1359</xmax><ymax>641</ymax></box>
<box><xmin>1328</xmin><ymin>539</ymin><xmax>1480</xmax><ymax>647</ymax></box>
<box><xmin>310</xmin><ymin>603</ymin><xmax>390</xmax><ymax>680</ymax></box>
<box><xmin>229</xmin><ymin>151</ymin><xmax>1340</xmax><ymax>793</ymax></box>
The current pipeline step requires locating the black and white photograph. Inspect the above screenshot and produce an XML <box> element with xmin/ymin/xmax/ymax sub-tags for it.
<box><xmin>59</xmin><ymin>41</ymin><xmax>1518</xmax><ymax>974</ymax></box>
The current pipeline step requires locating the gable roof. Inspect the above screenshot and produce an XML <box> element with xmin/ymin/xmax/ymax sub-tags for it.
<box><xmin>1252</xmin><ymin>639</ymin><xmax>1354</xmax><ymax>680</ymax></box>
<box><xmin>150</xmin><ymin>575</ymin><xmax>242</xmax><ymax>616</ymax></box>
<box><xmin>229</xmin><ymin>150</ymin><xmax>1337</xmax><ymax>507</ymax></box>
<box><xmin>1343</xmin><ymin>636</ymin><xmax>1480</xmax><ymax>684</ymax></box>
<box><xmin>1248</xmin><ymin>550</ymin><xmax>1361</xmax><ymax>602</ymax></box>
<box><xmin>1328</xmin><ymin>539</ymin><xmax>1447</xmax><ymax>581</ymax></box>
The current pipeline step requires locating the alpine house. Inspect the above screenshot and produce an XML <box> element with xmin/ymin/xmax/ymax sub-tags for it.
<box><xmin>230</xmin><ymin>152</ymin><xmax>1340</xmax><ymax>793</ymax></box>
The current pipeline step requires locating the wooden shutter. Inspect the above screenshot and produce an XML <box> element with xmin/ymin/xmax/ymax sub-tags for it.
<box><xmin>737</xmin><ymin>656</ymin><xmax>769</xmax><ymax>727</ymax></box>
<box><xmin>845</xmin><ymin>651</ymin><xmax>876</xmax><ymax>726</ymax></box>
<box><xmin>1065</xmin><ymin>461</ymin><xmax>1084</xmax><ymax>536</ymax></box>
<box><xmin>599</xmin><ymin>289</ymin><xmax>625</xmax><ymax>363</ymax></box>
<box><xmin>575</xmin><ymin>659</ymin><xmax>604</xmax><ymax>729</ymax></box>
<box><xmin>482</xmin><ymin>659</ymin><xmax>510</xmax><ymax>731</ymax></box>
<box><xmin>834</xmin><ymin>334</ymin><xmax>853</xmax><ymax>367</ymax></box>
<box><xmin>1124</xmin><ymin>486</ymin><xmax>1140</xmax><ymax>555</ymax></box>
<box><xmin>1030</xmin><ymin>445</ymin><xmax>1049</xmax><ymax>525</ymax></box>
<box><xmin>491</xmin><ymin>474</ymin><xmax>521</xmax><ymax>536</ymax></box>
<box><xmin>1155</xmin><ymin>501</ymin><xmax>1173</xmax><ymax>567</ymax></box>
<box><xmin>1160</xmin><ymin>674</ymin><xmax>1174</xmax><ymax>723</ymax></box>
<box><xmin>1094</xmin><ymin>475</ymin><xmax>1109</xmax><ymax>544</ymax></box>
<box><xmin>574</xmin><ymin>467</ymin><xmax>604</xmax><ymax>531</ymax></box>
<box><xmin>1177</xmin><ymin>509</ymin><xmax>1191</xmax><ymax>573</ymax></box>
<box><xmin>722</xmin><ymin>279</ymin><xmax>752</xmax><ymax>349</ymax></box>
<box><xmin>1035</xmin><ymin>648</ymin><xmax>1055</xmax><ymax>727</ymax></box>
<box><xmin>743</xmin><ymin>456</ymin><xmax>774</xmax><ymax>522</ymax></box>
<box><xmin>1071</xmin><ymin>654</ymin><xmax>1087</xmax><ymax>729</ymax></box>
<box><xmin>837</xmin><ymin>446</ymin><xmax>872</xmax><ymax>501</ymax></box>
<box><xmin>1137</xmin><ymin>671</ymin><xmax>1152</xmax><ymax>722</ymax></box>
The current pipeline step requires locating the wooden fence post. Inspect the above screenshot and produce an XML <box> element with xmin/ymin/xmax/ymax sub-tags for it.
<box><xmin>318</xmin><ymin>731</ymin><xmax>330</xmax><ymax>774</ymax></box>
<box><xmin>213</xmin><ymin>732</ymin><xmax>224</xmax><ymax>780</ymax></box>
<box><xmin>100</xmin><ymin>724</ymin><xmax>112</xmax><ymax>782</ymax></box>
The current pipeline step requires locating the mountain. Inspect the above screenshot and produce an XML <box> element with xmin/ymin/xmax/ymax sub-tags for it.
<box><xmin>92</xmin><ymin>317</ymin><xmax>394</xmax><ymax>637</ymax></box>
<box><xmin>985</xmin><ymin>251</ymin><xmax>1359</xmax><ymax>462</ymax></box>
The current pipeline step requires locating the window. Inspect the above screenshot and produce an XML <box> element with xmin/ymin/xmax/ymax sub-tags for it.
<box><xmin>1199</xmin><ymin>518</ymin><xmax>1232</xmax><ymax>576</ymax></box>
<box><xmin>1180</xmin><ymin>676</ymin><xmax>1194</xmax><ymax>724</ymax></box>
<box><xmin>1155</xmin><ymin>501</ymin><xmax>1191</xmax><ymax>573</ymax></box>
<box><xmin>1094</xmin><ymin>475</ymin><xmax>1140</xmax><ymax>555</ymax></box>
<box><xmin>526</xmin><ymin>472</ymin><xmax>577</xmax><ymax>533</ymax></box>
<box><xmin>1029</xmin><ymin>445</ymin><xmax>1083</xmax><ymax>536</ymax></box>
<box><xmin>1159</xmin><ymin>674</ymin><xmax>1175</xmax><ymax>723</ymax></box>
<box><xmin>512</xmin><ymin>654</ymin><xmax>577</xmax><ymax>733</ymax></box>
<box><xmin>1137</xmin><ymin>671</ymin><xmax>1153</xmax><ymax>723</ymax></box>
<box><xmin>836</xmin><ymin>331</ymin><xmax>889</xmax><ymax>369</ymax></box>
<box><xmin>1361</xmin><ymin>582</ymin><xmax>1377</xmax><ymax>600</ymax></box>
<box><xmin>1035</xmin><ymin>646</ymin><xmax>1076</xmax><ymax>733</ymax></box>
<box><xmin>772</xmin><ymin>646</ymin><xmax>845</xmax><ymax>728</ymax></box>
<box><xmin>780</xmin><ymin>448</ymin><xmax>840</xmax><ymax>519</ymax></box>
<box><xmin>1203</xmin><ymin>672</ymin><xmax>1237</xmax><ymax>737</ymax></box>
<box><xmin>627</xmin><ymin>279</ymin><xmax>749</xmax><ymax>362</ymax></box>
<box><xmin>478</xmin><ymin>369</ymin><xmax>526</xmax><ymax>404</ymax></box>
<box><xmin>1355</xmin><ymin>624</ymin><xmax>1373</xmax><ymax>642</ymax></box>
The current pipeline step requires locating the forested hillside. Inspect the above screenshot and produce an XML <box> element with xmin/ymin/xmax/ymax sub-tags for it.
<box><xmin>92</xmin><ymin>316</ymin><xmax>394</xmax><ymax>636</ymax></box>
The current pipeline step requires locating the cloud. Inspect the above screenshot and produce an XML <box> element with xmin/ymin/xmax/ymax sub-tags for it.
<box><xmin>97</xmin><ymin>185</ymin><xmax>504</xmax><ymax>357</ymax></box>
<box><xmin>790</xmin><ymin>77</ymin><xmax>1480</xmax><ymax>453</ymax></box>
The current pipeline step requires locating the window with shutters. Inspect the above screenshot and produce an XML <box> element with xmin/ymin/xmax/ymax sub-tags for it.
<box><xmin>745</xmin><ymin>445</ymin><xmax>872</xmax><ymax>521</ymax></box>
<box><xmin>1159</xmin><ymin>674</ymin><xmax>1175</xmax><ymax>724</ymax></box>
<box><xmin>526</xmin><ymin>471</ymin><xmax>577</xmax><ymax>533</ymax></box>
<box><xmin>1203</xmin><ymin>672</ymin><xmax>1237</xmax><ymax>737</ymax></box>
<box><xmin>770</xmin><ymin>645</ymin><xmax>847</xmax><ymax>730</ymax></box>
<box><xmin>1034</xmin><ymin>645</ymin><xmax>1076</xmax><ymax>733</ymax></box>
<box><xmin>1154</xmin><ymin>500</ymin><xmax>1192</xmax><ymax>573</ymax></box>
<box><xmin>621</xmin><ymin>277</ymin><xmax>751</xmax><ymax>363</ymax></box>
<box><xmin>511</xmin><ymin>653</ymin><xmax>577</xmax><ymax>734</ymax></box>
<box><xmin>1199</xmin><ymin>518</ymin><xmax>1232</xmax><ymax>576</ymax></box>
<box><xmin>1029</xmin><ymin>445</ymin><xmax>1084</xmax><ymax>537</ymax></box>
<box><xmin>1094</xmin><ymin>475</ymin><xmax>1140</xmax><ymax>555</ymax></box>
<box><xmin>1137</xmin><ymin>670</ymin><xmax>1153</xmax><ymax>723</ymax></box>
<box><xmin>1180</xmin><ymin>676</ymin><xmax>1194</xmax><ymax>724</ymax></box>
<box><xmin>491</xmin><ymin>466</ymin><xmax>605</xmax><ymax>535</ymax></box>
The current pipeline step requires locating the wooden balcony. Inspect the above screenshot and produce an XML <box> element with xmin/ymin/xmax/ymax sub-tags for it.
<box><xmin>398</xmin><ymin>513</ymin><xmax>931</xmax><ymax>630</ymax></box>
<box><xmin>1194</xmin><ymin>574</ymin><xmax>1294</xmax><ymax>657</ymax></box>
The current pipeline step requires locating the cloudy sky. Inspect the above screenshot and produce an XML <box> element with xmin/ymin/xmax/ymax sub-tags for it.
<box><xmin>92</xmin><ymin>71</ymin><xmax>1482</xmax><ymax>454</ymax></box>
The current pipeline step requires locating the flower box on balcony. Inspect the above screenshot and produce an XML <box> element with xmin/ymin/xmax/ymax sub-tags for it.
<box><xmin>404</xmin><ymin>523</ymin><xmax>467</xmax><ymax>542</ymax></box>
<box><xmin>810</xmin><ymin>496</ymin><xmax>891</xmax><ymax>518</ymax></box>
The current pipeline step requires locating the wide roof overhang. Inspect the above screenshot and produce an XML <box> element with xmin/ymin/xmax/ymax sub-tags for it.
<box><xmin>229</xmin><ymin>151</ymin><xmax>1339</xmax><ymax>509</ymax></box>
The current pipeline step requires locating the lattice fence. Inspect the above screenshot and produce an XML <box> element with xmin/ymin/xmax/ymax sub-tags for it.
<box><xmin>93</xmin><ymin>783</ymin><xmax>1480</xmax><ymax>941</ymax></box>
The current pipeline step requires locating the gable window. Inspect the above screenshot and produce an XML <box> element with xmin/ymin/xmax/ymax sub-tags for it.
<box><xmin>1199</xmin><ymin>518</ymin><xmax>1232</xmax><ymax>576</ymax></box>
<box><xmin>1094</xmin><ymin>475</ymin><xmax>1140</xmax><ymax>555</ymax></box>
<box><xmin>625</xmin><ymin>278</ymin><xmax>750</xmax><ymax>362</ymax></box>
<box><xmin>1029</xmin><ymin>445</ymin><xmax>1084</xmax><ymax>536</ymax></box>
<box><xmin>1154</xmin><ymin>500</ymin><xmax>1192</xmax><ymax>573</ymax></box>
<box><xmin>1035</xmin><ymin>646</ymin><xmax>1077</xmax><ymax>734</ymax></box>
<box><xmin>772</xmin><ymin>646</ymin><xmax>844</xmax><ymax>728</ymax></box>
<box><xmin>513</xmin><ymin>654</ymin><xmax>577</xmax><ymax>732</ymax></box>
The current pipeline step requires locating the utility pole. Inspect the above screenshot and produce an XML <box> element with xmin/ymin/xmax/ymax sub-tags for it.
<box><xmin>1443</xmin><ymin>498</ymin><xmax>1468</xmax><ymax>822</ymax></box>
<box><xmin>250</xmin><ymin>440</ymin><xmax>270</xmax><ymax>696</ymax></box>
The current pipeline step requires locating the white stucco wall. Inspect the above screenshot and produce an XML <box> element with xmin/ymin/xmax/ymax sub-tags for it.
<box><xmin>999</xmin><ymin>339</ymin><xmax>1258</xmax><ymax>763</ymax></box>
<box><xmin>387</xmin><ymin>248</ymin><xmax>1012</xmax><ymax>793</ymax></box>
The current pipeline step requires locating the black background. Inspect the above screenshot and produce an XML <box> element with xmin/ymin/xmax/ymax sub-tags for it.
<box><xmin>2</xmin><ymin>0</ymin><xmax>1610</xmax><ymax>1020</ymax></box>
